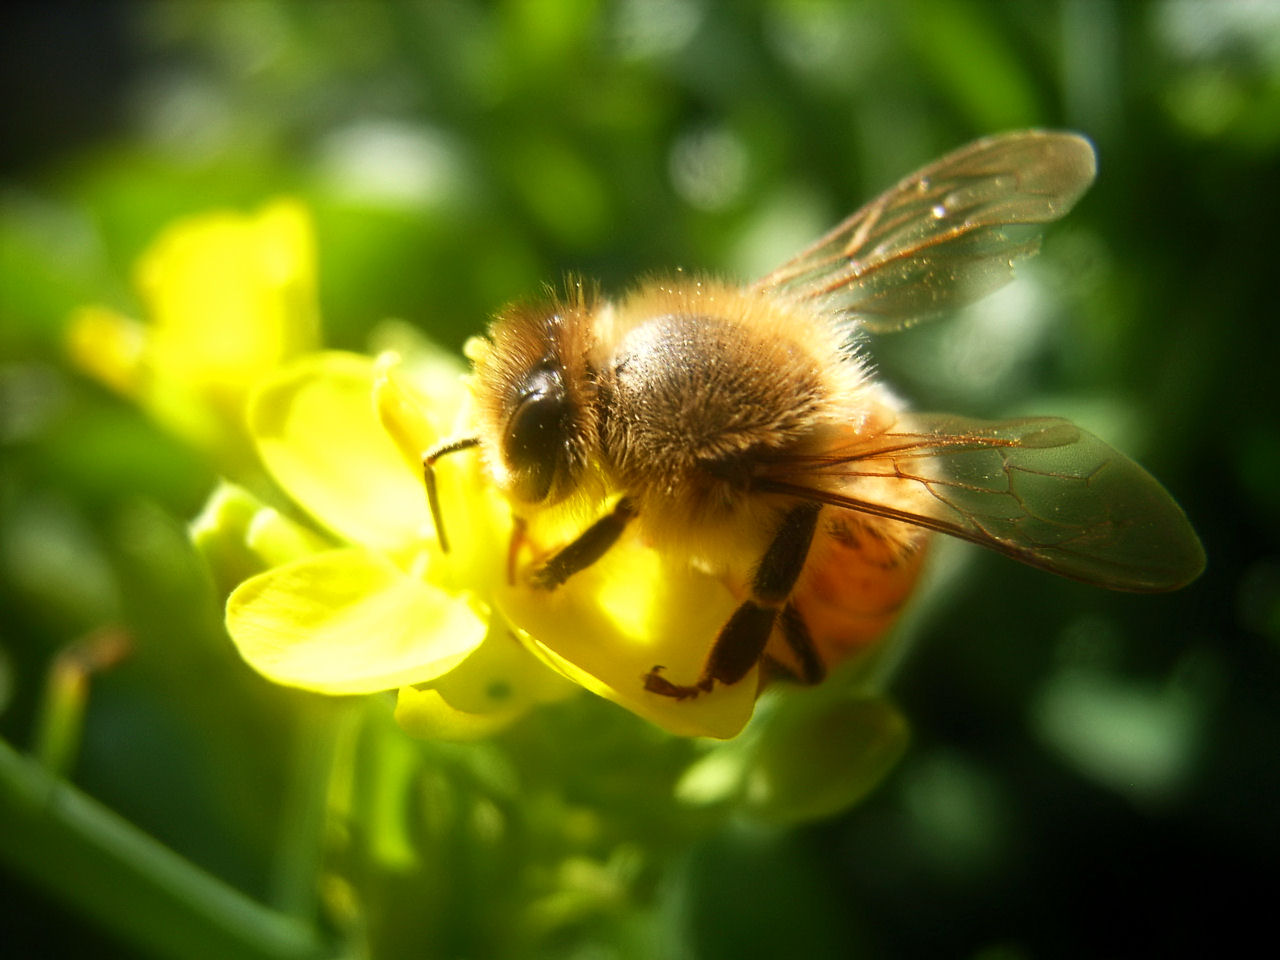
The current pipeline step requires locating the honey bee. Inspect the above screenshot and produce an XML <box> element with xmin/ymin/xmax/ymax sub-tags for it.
<box><xmin>425</xmin><ymin>130</ymin><xmax>1205</xmax><ymax>701</ymax></box>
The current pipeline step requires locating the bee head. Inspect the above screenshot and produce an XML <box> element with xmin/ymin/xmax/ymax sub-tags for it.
<box><xmin>473</xmin><ymin>290</ymin><xmax>597</xmax><ymax>506</ymax></box>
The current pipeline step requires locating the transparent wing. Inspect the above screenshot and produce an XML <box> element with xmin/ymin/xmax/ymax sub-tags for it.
<box><xmin>751</xmin><ymin>130</ymin><xmax>1097</xmax><ymax>333</ymax></box>
<box><xmin>757</xmin><ymin>414</ymin><xmax>1205</xmax><ymax>592</ymax></box>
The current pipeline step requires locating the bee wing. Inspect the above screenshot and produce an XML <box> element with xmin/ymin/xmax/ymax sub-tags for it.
<box><xmin>758</xmin><ymin>414</ymin><xmax>1205</xmax><ymax>592</ymax></box>
<box><xmin>751</xmin><ymin>130</ymin><xmax>1097</xmax><ymax>333</ymax></box>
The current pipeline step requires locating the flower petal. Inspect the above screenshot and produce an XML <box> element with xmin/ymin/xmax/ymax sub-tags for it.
<box><xmin>226</xmin><ymin>548</ymin><xmax>486</xmax><ymax>694</ymax></box>
<box><xmin>498</xmin><ymin>536</ymin><xmax>757</xmax><ymax>739</ymax></box>
<box><xmin>395</xmin><ymin>615</ymin><xmax>576</xmax><ymax>740</ymax></box>
<box><xmin>190</xmin><ymin>481</ymin><xmax>330</xmax><ymax>592</ymax></box>
<box><xmin>249</xmin><ymin>352</ymin><xmax>433</xmax><ymax>552</ymax></box>
<box><xmin>137</xmin><ymin>199</ymin><xmax>319</xmax><ymax>404</ymax></box>
<box><xmin>65</xmin><ymin>306</ymin><xmax>147</xmax><ymax>396</ymax></box>
<box><xmin>371</xmin><ymin>340</ymin><xmax>472</xmax><ymax>450</ymax></box>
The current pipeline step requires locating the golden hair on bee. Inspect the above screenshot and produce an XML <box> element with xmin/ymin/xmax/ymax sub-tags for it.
<box><xmin>596</xmin><ymin>276</ymin><xmax>885</xmax><ymax>556</ymax></box>
<box><xmin>427</xmin><ymin>130</ymin><xmax>1204</xmax><ymax>703</ymax></box>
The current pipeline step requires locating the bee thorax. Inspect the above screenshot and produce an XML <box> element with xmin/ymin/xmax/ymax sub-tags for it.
<box><xmin>600</xmin><ymin>311</ymin><xmax>831</xmax><ymax>495</ymax></box>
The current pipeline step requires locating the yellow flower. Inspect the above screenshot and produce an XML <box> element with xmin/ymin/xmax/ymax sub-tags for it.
<box><xmin>82</xmin><ymin>202</ymin><xmax>757</xmax><ymax>738</ymax></box>
<box><xmin>66</xmin><ymin>200</ymin><xmax>320</xmax><ymax>460</ymax></box>
<box><xmin>223</xmin><ymin>343</ymin><xmax>761</xmax><ymax>739</ymax></box>
<box><xmin>70</xmin><ymin>199</ymin><xmax>910</xmax><ymax>800</ymax></box>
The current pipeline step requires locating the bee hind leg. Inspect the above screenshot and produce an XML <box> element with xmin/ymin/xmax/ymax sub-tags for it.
<box><xmin>765</xmin><ymin>602</ymin><xmax>826</xmax><ymax>686</ymax></box>
<box><xmin>644</xmin><ymin>502</ymin><xmax>821</xmax><ymax>700</ymax></box>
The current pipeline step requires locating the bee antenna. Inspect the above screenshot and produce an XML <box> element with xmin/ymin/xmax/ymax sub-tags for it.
<box><xmin>423</xmin><ymin>437</ymin><xmax>480</xmax><ymax>553</ymax></box>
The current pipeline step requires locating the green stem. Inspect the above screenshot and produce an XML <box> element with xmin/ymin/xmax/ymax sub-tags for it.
<box><xmin>0</xmin><ymin>737</ymin><xmax>338</xmax><ymax>960</ymax></box>
<box><xmin>32</xmin><ymin>629</ymin><xmax>132</xmax><ymax>777</ymax></box>
<box><xmin>269</xmin><ymin>701</ymin><xmax>349</xmax><ymax>919</ymax></box>
<box><xmin>31</xmin><ymin>658</ymin><xmax>86</xmax><ymax>777</ymax></box>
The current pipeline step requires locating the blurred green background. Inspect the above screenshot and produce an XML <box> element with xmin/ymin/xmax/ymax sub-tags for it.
<box><xmin>2</xmin><ymin>1</ymin><xmax>1277</xmax><ymax>958</ymax></box>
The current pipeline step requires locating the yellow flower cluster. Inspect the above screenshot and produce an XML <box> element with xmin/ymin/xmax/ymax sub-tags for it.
<box><xmin>67</xmin><ymin>201</ymin><xmax>319</xmax><ymax>460</ymax></box>
<box><xmin>68</xmin><ymin>201</ymin><xmax>764</xmax><ymax>739</ymax></box>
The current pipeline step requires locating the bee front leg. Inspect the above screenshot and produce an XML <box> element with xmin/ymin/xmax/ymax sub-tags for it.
<box><xmin>528</xmin><ymin>497</ymin><xmax>637</xmax><ymax>590</ymax></box>
<box><xmin>644</xmin><ymin>501</ymin><xmax>821</xmax><ymax>700</ymax></box>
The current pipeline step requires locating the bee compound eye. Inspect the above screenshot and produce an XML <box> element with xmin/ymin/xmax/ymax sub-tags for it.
<box><xmin>504</xmin><ymin>367</ymin><xmax>570</xmax><ymax>503</ymax></box>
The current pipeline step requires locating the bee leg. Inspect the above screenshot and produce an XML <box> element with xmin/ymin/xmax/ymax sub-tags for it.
<box><xmin>423</xmin><ymin>436</ymin><xmax>480</xmax><ymax>553</ymax></box>
<box><xmin>772</xmin><ymin>602</ymin><xmax>826</xmax><ymax>686</ymax></box>
<box><xmin>529</xmin><ymin>497</ymin><xmax>638</xmax><ymax>590</ymax></box>
<box><xmin>644</xmin><ymin>502</ymin><xmax>821</xmax><ymax>699</ymax></box>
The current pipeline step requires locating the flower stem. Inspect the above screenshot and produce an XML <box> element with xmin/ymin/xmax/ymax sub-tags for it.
<box><xmin>0</xmin><ymin>738</ymin><xmax>338</xmax><ymax>960</ymax></box>
<box><xmin>32</xmin><ymin>629</ymin><xmax>131</xmax><ymax>777</ymax></box>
